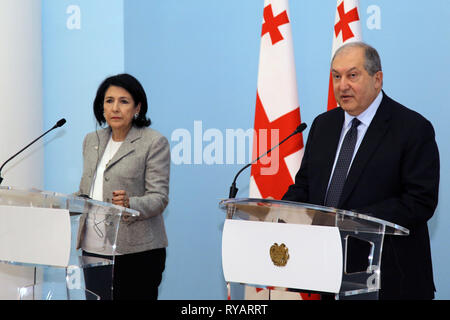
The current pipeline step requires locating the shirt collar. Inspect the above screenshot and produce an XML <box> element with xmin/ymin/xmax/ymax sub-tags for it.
<box><xmin>344</xmin><ymin>90</ymin><xmax>383</xmax><ymax>128</ymax></box>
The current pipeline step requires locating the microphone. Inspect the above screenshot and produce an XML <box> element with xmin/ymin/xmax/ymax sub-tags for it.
<box><xmin>0</xmin><ymin>118</ymin><xmax>67</xmax><ymax>185</ymax></box>
<box><xmin>54</xmin><ymin>118</ymin><xmax>66</xmax><ymax>128</ymax></box>
<box><xmin>228</xmin><ymin>122</ymin><xmax>307</xmax><ymax>198</ymax></box>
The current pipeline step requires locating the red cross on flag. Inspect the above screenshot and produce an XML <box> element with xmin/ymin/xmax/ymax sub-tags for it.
<box><xmin>245</xmin><ymin>0</ymin><xmax>319</xmax><ymax>301</ymax></box>
<box><xmin>327</xmin><ymin>0</ymin><xmax>363</xmax><ymax>110</ymax></box>
<box><xmin>249</xmin><ymin>0</ymin><xmax>304</xmax><ymax>201</ymax></box>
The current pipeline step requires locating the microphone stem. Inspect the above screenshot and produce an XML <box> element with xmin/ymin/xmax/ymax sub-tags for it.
<box><xmin>231</xmin><ymin>130</ymin><xmax>297</xmax><ymax>186</ymax></box>
<box><xmin>0</xmin><ymin>126</ymin><xmax>56</xmax><ymax>174</ymax></box>
<box><xmin>0</xmin><ymin>119</ymin><xmax>65</xmax><ymax>185</ymax></box>
<box><xmin>228</xmin><ymin>130</ymin><xmax>300</xmax><ymax>199</ymax></box>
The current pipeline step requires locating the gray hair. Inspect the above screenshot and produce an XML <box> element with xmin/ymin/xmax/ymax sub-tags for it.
<box><xmin>332</xmin><ymin>42</ymin><xmax>382</xmax><ymax>76</ymax></box>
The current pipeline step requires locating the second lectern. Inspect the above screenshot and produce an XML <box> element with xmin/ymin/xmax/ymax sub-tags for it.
<box><xmin>219</xmin><ymin>198</ymin><xmax>409</xmax><ymax>300</ymax></box>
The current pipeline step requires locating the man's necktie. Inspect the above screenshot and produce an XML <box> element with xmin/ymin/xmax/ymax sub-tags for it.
<box><xmin>324</xmin><ymin>118</ymin><xmax>361</xmax><ymax>208</ymax></box>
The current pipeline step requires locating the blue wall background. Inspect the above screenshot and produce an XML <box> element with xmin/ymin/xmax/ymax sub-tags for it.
<box><xmin>42</xmin><ymin>0</ymin><xmax>450</xmax><ymax>299</ymax></box>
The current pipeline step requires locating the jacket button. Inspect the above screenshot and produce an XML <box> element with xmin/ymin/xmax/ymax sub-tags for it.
<box><xmin>105</xmin><ymin>177</ymin><xmax>109</xmax><ymax>181</ymax></box>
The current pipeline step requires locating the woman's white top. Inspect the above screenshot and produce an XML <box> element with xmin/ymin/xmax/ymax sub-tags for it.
<box><xmin>83</xmin><ymin>135</ymin><xmax>123</xmax><ymax>256</ymax></box>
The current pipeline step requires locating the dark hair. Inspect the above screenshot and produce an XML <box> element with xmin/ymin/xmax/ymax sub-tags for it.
<box><xmin>93</xmin><ymin>73</ymin><xmax>151</xmax><ymax>127</ymax></box>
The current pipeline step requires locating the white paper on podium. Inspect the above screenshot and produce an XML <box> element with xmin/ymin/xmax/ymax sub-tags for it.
<box><xmin>0</xmin><ymin>205</ymin><xmax>71</xmax><ymax>267</ymax></box>
<box><xmin>222</xmin><ymin>219</ymin><xmax>343</xmax><ymax>293</ymax></box>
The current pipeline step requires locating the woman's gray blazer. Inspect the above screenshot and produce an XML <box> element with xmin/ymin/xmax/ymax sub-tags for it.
<box><xmin>77</xmin><ymin>125</ymin><xmax>170</xmax><ymax>254</ymax></box>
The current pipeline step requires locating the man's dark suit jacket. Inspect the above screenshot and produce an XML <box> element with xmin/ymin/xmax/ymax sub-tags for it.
<box><xmin>282</xmin><ymin>92</ymin><xmax>440</xmax><ymax>300</ymax></box>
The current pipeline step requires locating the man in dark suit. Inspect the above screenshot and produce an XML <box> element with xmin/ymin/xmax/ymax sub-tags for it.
<box><xmin>282</xmin><ymin>42</ymin><xmax>440</xmax><ymax>300</ymax></box>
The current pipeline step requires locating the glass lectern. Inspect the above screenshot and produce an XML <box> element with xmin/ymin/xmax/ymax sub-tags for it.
<box><xmin>219</xmin><ymin>198</ymin><xmax>409</xmax><ymax>300</ymax></box>
<box><xmin>0</xmin><ymin>186</ymin><xmax>139</xmax><ymax>300</ymax></box>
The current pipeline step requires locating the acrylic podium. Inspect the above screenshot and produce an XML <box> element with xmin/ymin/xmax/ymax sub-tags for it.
<box><xmin>219</xmin><ymin>198</ymin><xmax>409</xmax><ymax>300</ymax></box>
<box><xmin>0</xmin><ymin>186</ymin><xmax>139</xmax><ymax>300</ymax></box>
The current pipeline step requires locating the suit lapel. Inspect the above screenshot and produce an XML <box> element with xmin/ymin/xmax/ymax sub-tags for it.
<box><xmin>96</xmin><ymin>128</ymin><xmax>111</xmax><ymax>163</ymax></box>
<box><xmin>105</xmin><ymin>126</ymin><xmax>141</xmax><ymax>170</ymax></box>
<box><xmin>79</xmin><ymin>128</ymin><xmax>110</xmax><ymax>193</ymax></box>
<box><xmin>338</xmin><ymin>93</ymin><xmax>392</xmax><ymax>207</ymax></box>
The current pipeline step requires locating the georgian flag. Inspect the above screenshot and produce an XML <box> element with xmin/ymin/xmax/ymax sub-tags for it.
<box><xmin>246</xmin><ymin>0</ymin><xmax>319</xmax><ymax>301</ymax></box>
<box><xmin>249</xmin><ymin>0</ymin><xmax>304</xmax><ymax>201</ymax></box>
<box><xmin>327</xmin><ymin>0</ymin><xmax>363</xmax><ymax>110</ymax></box>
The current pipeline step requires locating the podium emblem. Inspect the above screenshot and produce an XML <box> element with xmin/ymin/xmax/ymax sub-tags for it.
<box><xmin>269</xmin><ymin>243</ymin><xmax>289</xmax><ymax>267</ymax></box>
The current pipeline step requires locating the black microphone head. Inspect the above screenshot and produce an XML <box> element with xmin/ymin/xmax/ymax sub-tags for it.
<box><xmin>295</xmin><ymin>123</ymin><xmax>307</xmax><ymax>134</ymax></box>
<box><xmin>55</xmin><ymin>118</ymin><xmax>66</xmax><ymax>128</ymax></box>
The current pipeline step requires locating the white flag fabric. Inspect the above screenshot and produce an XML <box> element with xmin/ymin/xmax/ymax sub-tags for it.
<box><xmin>327</xmin><ymin>0</ymin><xmax>363</xmax><ymax>110</ymax></box>
<box><xmin>245</xmin><ymin>0</ymin><xmax>319</xmax><ymax>301</ymax></box>
<box><xmin>249</xmin><ymin>0</ymin><xmax>304</xmax><ymax>201</ymax></box>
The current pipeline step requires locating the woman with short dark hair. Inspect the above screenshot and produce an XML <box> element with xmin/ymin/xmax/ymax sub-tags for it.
<box><xmin>77</xmin><ymin>73</ymin><xmax>170</xmax><ymax>300</ymax></box>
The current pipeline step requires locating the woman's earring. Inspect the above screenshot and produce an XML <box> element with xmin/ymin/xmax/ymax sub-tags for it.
<box><xmin>134</xmin><ymin>113</ymin><xmax>139</xmax><ymax>120</ymax></box>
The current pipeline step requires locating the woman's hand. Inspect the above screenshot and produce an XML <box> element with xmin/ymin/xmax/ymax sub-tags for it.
<box><xmin>112</xmin><ymin>190</ymin><xmax>134</xmax><ymax>222</ymax></box>
<box><xmin>112</xmin><ymin>190</ymin><xmax>129</xmax><ymax>208</ymax></box>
